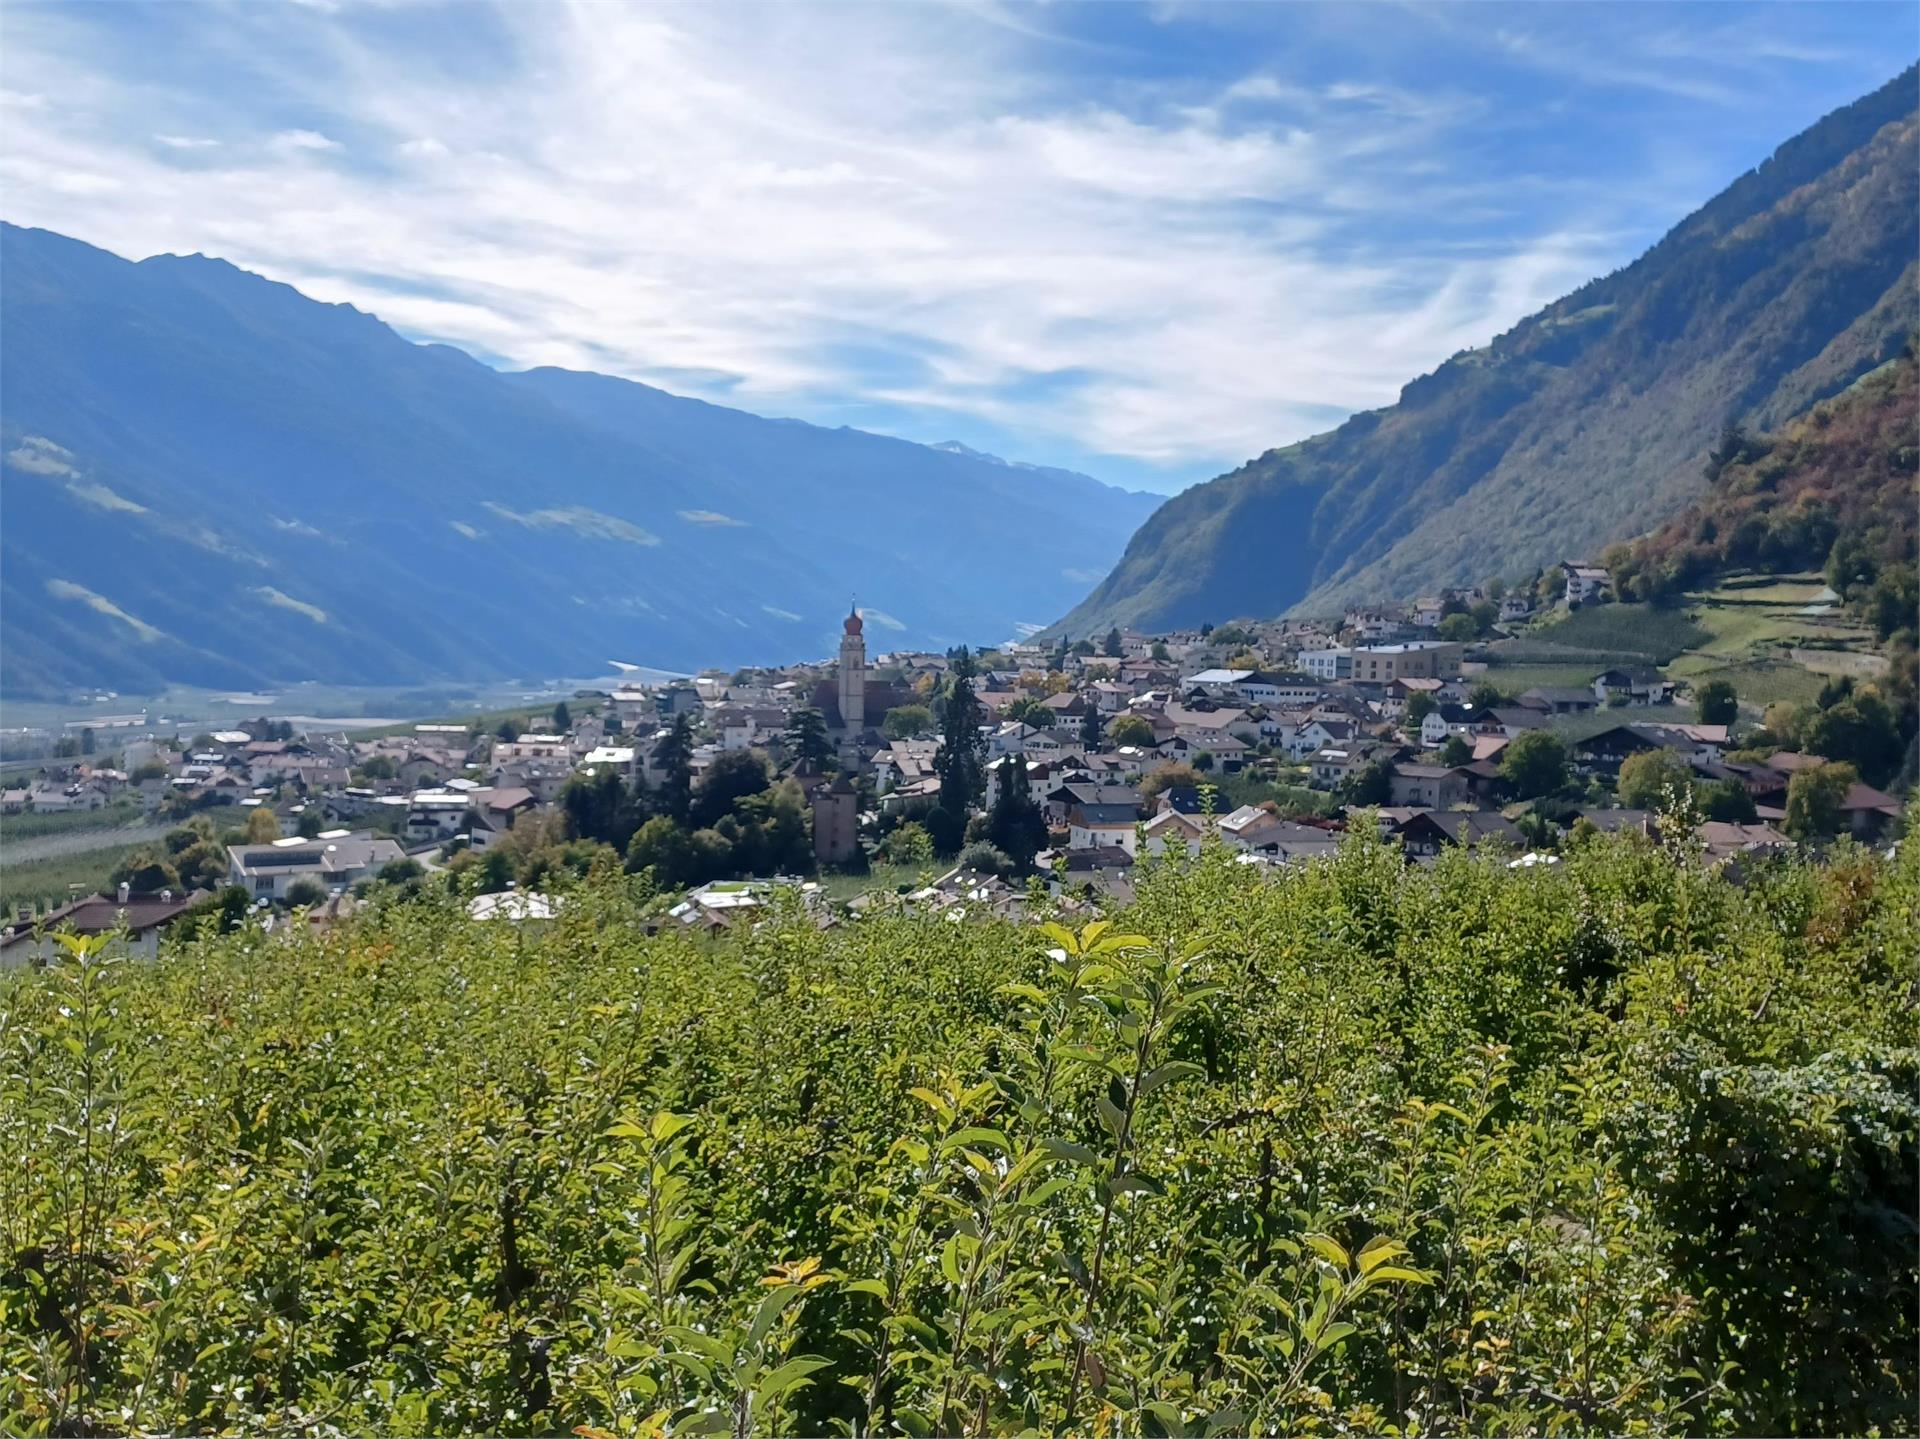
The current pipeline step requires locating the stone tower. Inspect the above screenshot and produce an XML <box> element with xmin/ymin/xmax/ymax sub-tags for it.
<box><xmin>837</xmin><ymin>603</ymin><xmax>866</xmax><ymax>734</ymax></box>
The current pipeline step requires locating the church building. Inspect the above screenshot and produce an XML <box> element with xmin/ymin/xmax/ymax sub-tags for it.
<box><xmin>837</xmin><ymin>603</ymin><xmax>866</xmax><ymax>735</ymax></box>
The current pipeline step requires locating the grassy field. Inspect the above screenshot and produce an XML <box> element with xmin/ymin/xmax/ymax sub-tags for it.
<box><xmin>815</xmin><ymin>860</ymin><xmax>937</xmax><ymax>900</ymax></box>
<box><xmin>0</xmin><ymin>839</ymin><xmax>150</xmax><ymax>914</ymax></box>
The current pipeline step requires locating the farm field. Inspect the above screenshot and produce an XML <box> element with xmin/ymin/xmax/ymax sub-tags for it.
<box><xmin>0</xmin><ymin>838</ymin><xmax>152</xmax><ymax>914</ymax></box>
<box><xmin>1483</xmin><ymin>573</ymin><xmax>1886</xmax><ymax>721</ymax></box>
<box><xmin>0</xmin><ymin>799</ymin><xmax>144</xmax><ymax>843</ymax></box>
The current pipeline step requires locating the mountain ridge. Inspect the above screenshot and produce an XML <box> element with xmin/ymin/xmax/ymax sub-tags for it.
<box><xmin>1051</xmin><ymin>64</ymin><xmax>1918</xmax><ymax>634</ymax></box>
<box><xmin>0</xmin><ymin>223</ymin><xmax>1157</xmax><ymax>699</ymax></box>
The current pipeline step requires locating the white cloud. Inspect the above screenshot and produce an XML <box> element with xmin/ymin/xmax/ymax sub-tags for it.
<box><xmin>678</xmin><ymin>508</ymin><xmax>746</xmax><ymax>526</ymax></box>
<box><xmin>0</xmin><ymin>1</ymin><xmax>1701</xmax><ymax>475</ymax></box>
<box><xmin>6</xmin><ymin>438</ymin><xmax>78</xmax><ymax>476</ymax></box>
<box><xmin>155</xmin><ymin>133</ymin><xmax>219</xmax><ymax>149</ymax></box>
<box><xmin>270</xmin><ymin>128</ymin><xmax>340</xmax><ymax>152</ymax></box>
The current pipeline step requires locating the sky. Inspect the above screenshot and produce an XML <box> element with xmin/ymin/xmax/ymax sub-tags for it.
<box><xmin>0</xmin><ymin>2</ymin><xmax>1910</xmax><ymax>493</ymax></box>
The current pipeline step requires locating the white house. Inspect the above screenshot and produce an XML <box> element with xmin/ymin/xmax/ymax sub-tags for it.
<box><xmin>1068</xmin><ymin>802</ymin><xmax>1139</xmax><ymax>855</ymax></box>
<box><xmin>226</xmin><ymin>830</ymin><xmax>406</xmax><ymax>902</ymax></box>
<box><xmin>580</xmin><ymin>745</ymin><xmax>639</xmax><ymax>779</ymax></box>
<box><xmin>403</xmin><ymin>790</ymin><xmax>470</xmax><ymax>843</ymax></box>
<box><xmin>1563</xmin><ymin>562</ymin><xmax>1610</xmax><ymax>606</ymax></box>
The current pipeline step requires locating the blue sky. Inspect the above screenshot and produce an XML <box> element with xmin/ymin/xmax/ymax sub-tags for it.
<box><xmin>0</xmin><ymin>1</ymin><xmax>1910</xmax><ymax>493</ymax></box>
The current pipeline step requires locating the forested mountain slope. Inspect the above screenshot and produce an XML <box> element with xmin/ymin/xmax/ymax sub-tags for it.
<box><xmin>1055</xmin><ymin>65</ymin><xmax>1918</xmax><ymax>634</ymax></box>
<box><xmin>1605</xmin><ymin>347</ymin><xmax>1917</xmax><ymax>616</ymax></box>
<box><xmin>0</xmin><ymin>225</ymin><xmax>1156</xmax><ymax>698</ymax></box>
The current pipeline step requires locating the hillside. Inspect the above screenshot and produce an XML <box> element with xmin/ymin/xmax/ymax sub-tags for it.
<box><xmin>0</xmin><ymin>225</ymin><xmax>1158</xmax><ymax>699</ymax></box>
<box><xmin>1605</xmin><ymin>347</ymin><xmax>1917</xmax><ymax>611</ymax></box>
<box><xmin>1054</xmin><ymin>65</ymin><xmax>1918</xmax><ymax>635</ymax></box>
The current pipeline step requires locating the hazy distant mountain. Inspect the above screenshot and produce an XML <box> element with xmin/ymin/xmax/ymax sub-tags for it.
<box><xmin>1054</xmin><ymin>66</ymin><xmax>1918</xmax><ymax>634</ymax></box>
<box><xmin>0</xmin><ymin>224</ymin><xmax>1157</xmax><ymax>698</ymax></box>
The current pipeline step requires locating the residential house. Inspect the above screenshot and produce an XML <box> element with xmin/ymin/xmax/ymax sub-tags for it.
<box><xmin>580</xmin><ymin>745</ymin><xmax>640</xmax><ymax>780</ymax></box>
<box><xmin>2</xmin><ymin>886</ymin><xmax>201</xmax><ymax>968</ymax></box>
<box><xmin>1569</xmin><ymin>723</ymin><xmax>1695</xmax><ymax>777</ymax></box>
<box><xmin>1593</xmin><ymin>668</ymin><xmax>1675</xmax><ymax>706</ymax></box>
<box><xmin>403</xmin><ymin>790</ymin><xmax>471</xmax><ymax>844</ymax></box>
<box><xmin>1695</xmin><ymin>821</ymin><xmax>1794</xmax><ymax>866</ymax></box>
<box><xmin>1345</xmin><ymin>609</ymin><xmax>1402</xmax><ymax>642</ymax></box>
<box><xmin>1388</xmin><ymin>763</ymin><xmax>1471</xmax><ymax>809</ymax></box>
<box><xmin>1519</xmin><ymin>686</ymin><xmax>1599</xmax><ymax>716</ymax></box>
<box><xmin>1570</xmin><ymin>808</ymin><xmax>1654</xmax><ymax>836</ymax></box>
<box><xmin>1562</xmin><ymin>562</ymin><xmax>1610</xmax><ymax>606</ymax></box>
<box><xmin>1839</xmin><ymin>782</ymin><xmax>1905</xmax><ymax>841</ymax></box>
<box><xmin>1046</xmin><ymin>781</ymin><xmax>1141</xmax><ymax>830</ymax></box>
<box><xmin>1068</xmin><ymin>801</ymin><xmax>1140</xmax><ymax>855</ymax></box>
<box><xmin>1394</xmin><ymin>809</ymin><xmax>1523</xmax><ymax>858</ymax></box>
<box><xmin>873</xmin><ymin>739</ymin><xmax>941</xmax><ymax>796</ymax></box>
<box><xmin>1141</xmin><ymin>808</ymin><xmax>1206</xmax><ymax>856</ymax></box>
<box><xmin>1310</xmin><ymin>745</ymin><xmax>1375</xmax><ymax>788</ymax></box>
<box><xmin>226</xmin><ymin>830</ymin><xmax>406</xmax><ymax>902</ymax></box>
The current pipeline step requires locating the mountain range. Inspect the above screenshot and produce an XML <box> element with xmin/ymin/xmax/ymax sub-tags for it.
<box><xmin>1053</xmin><ymin>64</ymin><xmax>1918</xmax><ymax>636</ymax></box>
<box><xmin>0</xmin><ymin>224</ymin><xmax>1158</xmax><ymax>699</ymax></box>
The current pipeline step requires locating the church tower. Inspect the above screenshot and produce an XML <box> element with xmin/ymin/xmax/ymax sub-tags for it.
<box><xmin>837</xmin><ymin>603</ymin><xmax>866</xmax><ymax>734</ymax></box>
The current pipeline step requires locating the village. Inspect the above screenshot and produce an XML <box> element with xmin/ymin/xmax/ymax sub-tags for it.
<box><xmin>1</xmin><ymin>559</ymin><xmax>1905</xmax><ymax>959</ymax></box>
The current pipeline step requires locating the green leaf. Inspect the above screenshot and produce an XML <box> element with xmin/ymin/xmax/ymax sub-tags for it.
<box><xmin>1202</xmin><ymin>1408</ymin><xmax>1246</xmax><ymax>1438</ymax></box>
<box><xmin>1040</xmin><ymin>1136</ymin><xmax>1102</xmax><ymax>1167</ymax></box>
<box><xmin>756</xmin><ymin>1355</ymin><xmax>830</xmax><ymax>1402</ymax></box>
<box><xmin>749</xmin><ymin>1284</ymin><xmax>804</xmax><ymax>1349</ymax></box>
<box><xmin>1356</xmin><ymin>1235</ymin><xmax>1408</xmax><ymax>1275</ymax></box>
<box><xmin>843</xmin><ymin>1277</ymin><xmax>890</xmax><ymax>1299</ymax></box>
<box><xmin>1314</xmin><ymin>1320</ymin><xmax>1356</xmax><ymax>1354</ymax></box>
<box><xmin>1304</xmin><ymin>1233</ymin><xmax>1349</xmax><ymax>1269</ymax></box>
<box><xmin>662</xmin><ymin>1352</ymin><xmax>714</xmax><ymax>1385</ymax></box>
<box><xmin>1144</xmin><ymin>1400</ymin><xmax>1188</xmax><ymax>1437</ymax></box>
<box><xmin>908</xmin><ymin>1086</ymin><xmax>952</xmax><ymax>1120</ymax></box>
<box><xmin>1138</xmin><ymin>1060</ymin><xmax>1205</xmax><ymax>1097</ymax></box>
<box><xmin>940</xmin><ymin>1126</ymin><xmax>1009</xmax><ymax>1154</ymax></box>
<box><xmin>1365</xmin><ymin>1266</ymin><xmax>1433</xmax><ymax>1286</ymax></box>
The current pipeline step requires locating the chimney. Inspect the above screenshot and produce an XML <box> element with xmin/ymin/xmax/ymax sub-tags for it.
<box><xmin>117</xmin><ymin>882</ymin><xmax>131</xmax><ymax>904</ymax></box>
